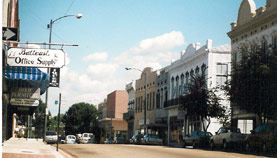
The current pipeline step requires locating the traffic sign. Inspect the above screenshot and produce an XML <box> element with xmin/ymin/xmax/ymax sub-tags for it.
<box><xmin>2</xmin><ymin>27</ymin><xmax>18</xmax><ymax>41</ymax></box>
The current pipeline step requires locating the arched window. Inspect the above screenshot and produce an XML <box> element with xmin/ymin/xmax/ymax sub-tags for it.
<box><xmin>195</xmin><ymin>66</ymin><xmax>200</xmax><ymax>76</ymax></box>
<box><xmin>176</xmin><ymin>76</ymin><xmax>179</xmax><ymax>97</ymax></box>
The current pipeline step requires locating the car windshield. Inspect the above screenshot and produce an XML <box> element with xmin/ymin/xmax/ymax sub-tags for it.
<box><xmin>46</xmin><ymin>131</ymin><xmax>56</xmax><ymax>135</ymax></box>
<box><xmin>254</xmin><ymin>125</ymin><xmax>271</xmax><ymax>133</ymax></box>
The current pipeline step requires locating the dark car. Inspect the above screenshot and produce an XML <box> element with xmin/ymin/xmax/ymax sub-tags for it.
<box><xmin>183</xmin><ymin>131</ymin><xmax>212</xmax><ymax>148</ymax></box>
<box><xmin>129</xmin><ymin>135</ymin><xmax>143</xmax><ymax>144</ymax></box>
<box><xmin>141</xmin><ymin>134</ymin><xmax>163</xmax><ymax>145</ymax></box>
<box><xmin>244</xmin><ymin>124</ymin><xmax>277</xmax><ymax>152</ymax></box>
<box><xmin>113</xmin><ymin>136</ymin><xmax>126</xmax><ymax>144</ymax></box>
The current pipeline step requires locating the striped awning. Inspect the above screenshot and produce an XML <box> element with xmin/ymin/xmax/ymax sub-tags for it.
<box><xmin>5</xmin><ymin>66</ymin><xmax>49</xmax><ymax>81</ymax></box>
<box><xmin>5</xmin><ymin>66</ymin><xmax>50</xmax><ymax>94</ymax></box>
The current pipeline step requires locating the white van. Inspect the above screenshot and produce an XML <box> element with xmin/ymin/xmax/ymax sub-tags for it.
<box><xmin>79</xmin><ymin>133</ymin><xmax>94</xmax><ymax>144</ymax></box>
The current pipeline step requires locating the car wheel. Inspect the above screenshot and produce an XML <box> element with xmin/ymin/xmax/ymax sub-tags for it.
<box><xmin>245</xmin><ymin>142</ymin><xmax>250</xmax><ymax>153</ymax></box>
<box><xmin>223</xmin><ymin>141</ymin><xmax>228</xmax><ymax>150</ymax></box>
<box><xmin>210</xmin><ymin>140</ymin><xmax>214</xmax><ymax>150</ymax></box>
<box><xmin>192</xmin><ymin>141</ymin><xmax>197</xmax><ymax>149</ymax></box>
<box><xmin>262</xmin><ymin>143</ymin><xmax>267</xmax><ymax>152</ymax></box>
<box><xmin>182</xmin><ymin>141</ymin><xmax>186</xmax><ymax>148</ymax></box>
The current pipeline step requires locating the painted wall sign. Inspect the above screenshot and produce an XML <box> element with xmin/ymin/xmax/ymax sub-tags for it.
<box><xmin>11</xmin><ymin>88</ymin><xmax>40</xmax><ymax>99</ymax></box>
<box><xmin>7</xmin><ymin>48</ymin><xmax>65</xmax><ymax>68</ymax></box>
<box><xmin>10</xmin><ymin>98</ymin><xmax>39</xmax><ymax>107</ymax></box>
<box><xmin>10</xmin><ymin>88</ymin><xmax>40</xmax><ymax>106</ymax></box>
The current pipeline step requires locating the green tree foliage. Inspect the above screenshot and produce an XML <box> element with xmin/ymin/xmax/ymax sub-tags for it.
<box><xmin>226</xmin><ymin>44</ymin><xmax>277</xmax><ymax>123</ymax></box>
<box><xmin>63</xmin><ymin>102</ymin><xmax>100</xmax><ymax>138</ymax></box>
<box><xmin>181</xmin><ymin>72</ymin><xmax>227</xmax><ymax>131</ymax></box>
<box><xmin>32</xmin><ymin>100</ymin><xmax>47</xmax><ymax>138</ymax></box>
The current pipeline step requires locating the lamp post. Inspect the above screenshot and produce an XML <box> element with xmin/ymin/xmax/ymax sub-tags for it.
<box><xmin>125</xmin><ymin>67</ymin><xmax>147</xmax><ymax>135</ymax></box>
<box><xmin>44</xmin><ymin>13</ymin><xmax>82</xmax><ymax>141</ymax></box>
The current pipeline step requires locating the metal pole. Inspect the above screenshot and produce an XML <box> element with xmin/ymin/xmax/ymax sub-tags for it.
<box><xmin>56</xmin><ymin>93</ymin><xmax>61</xmax><ymax>151</ymax></box>
<box><xmin>44</xmin><ymin>19</ymin><xmax>52</xmax><ymax>142</ymax></box>
<box><xmin>144</xmin><ymin>72</ymin><xmax>147</xmax><ymax>135</ymax></box>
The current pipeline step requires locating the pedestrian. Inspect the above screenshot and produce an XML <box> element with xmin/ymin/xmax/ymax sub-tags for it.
<box><xmin>14</xmin><ymin>127</ymin><xmax>19</xmax><ymax>138</ymax></box>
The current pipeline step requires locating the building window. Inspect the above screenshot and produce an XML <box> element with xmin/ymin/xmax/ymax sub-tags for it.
<box><xmin>152</xmin><ymin>92</ymin><xmax>155</xmax><ymax>109</ymax></box>
<box><xmin>150</xmin><ymin>93</ymin><xmax>152</xmax><ymax>110</ymax></box>
<box><xmin>195</xmin><ymin>66</ymin><xmax>200</xmax><ymax>76</ymax></box>
<box><xmin>171</xmin><ymin>77</ymin><xmax>174</xmax><ymax>99</ymax></box>
<box><xmin>176</xmin><ymin>76</ymin><xmax>179</xmax><ymax>97</ymax></box>
<box><xmin>216</xmin><ymin>63</ymin><xmax>228</xmax><ymax>86</ymax></box>
<box><xmin>147</xmin><ymin>94</ymin><xmax>150</xmax><ymax>110</ymax></box>
<box><xmin>156</xmin><ymin>91</ymin><xmax>160</xmax><ymax>109</ymax></box>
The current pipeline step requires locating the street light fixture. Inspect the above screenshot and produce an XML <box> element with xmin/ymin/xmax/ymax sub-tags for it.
<box><xmin>44</xmin><ymin>13</ymin><xmax>82</xmax><ymax>142</ymax></box>
<box><xmin>125</xmin><ymin>67</ymin><xmax>147</xmax><ymax>135</ymax></box>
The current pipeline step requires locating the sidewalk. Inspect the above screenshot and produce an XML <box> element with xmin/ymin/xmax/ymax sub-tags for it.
<box><xmin>2</xmin><ymin>138</ymin><xmax>72</xmax><ymax>158</ymax></box>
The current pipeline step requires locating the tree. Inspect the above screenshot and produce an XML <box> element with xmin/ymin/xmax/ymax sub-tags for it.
<box><xmin>180</xmin><ymin>72</ymin><xmax>227</xmax><ymax>132</ymax></box>
<box><xmin>32</xmin><ymin>100</ymin><xmax>48</xmax><ymax>138</ymax></box>
<box><xmin>225</xmin><ymin>43</ymin><xmax>277</xmax><ymax>123</ymax></box>
<box><xmin>63</xmin><ymin>102</ymin><xmax>100</xmax><ymax>138</ymax></box>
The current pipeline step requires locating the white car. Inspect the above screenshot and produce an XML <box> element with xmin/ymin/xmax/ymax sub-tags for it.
<box><xmin>45</xmin><ymin>131</ymin><xmax>58</xmax><ymax>144</ymax></box>
<box><xmin>79</xmin><ymin>133</ymin><xmax>95</xmax><ymax>144</ymax></box>
<box><xmin>65</xmin><ymin>135</ymin><xmax>76</xmax><ymax>144</ymax></box>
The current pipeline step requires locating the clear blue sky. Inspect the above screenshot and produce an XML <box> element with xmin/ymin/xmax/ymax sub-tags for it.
<box><xmin>19</xmin><ymin>0</ymin><xmax>265</xmax><ymax>115</ymax></box>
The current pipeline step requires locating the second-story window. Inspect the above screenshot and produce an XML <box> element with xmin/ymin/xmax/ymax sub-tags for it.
<box><xmin>216</xmin><ymin>63</ymin><xmax>228</xmax><ymax>86</ymax></box>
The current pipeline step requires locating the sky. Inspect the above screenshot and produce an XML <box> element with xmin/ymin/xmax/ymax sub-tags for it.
<box><xmin>19</xmin><ymin>0</ymin><xmax>265</xmax><ymax>116</ymax></box>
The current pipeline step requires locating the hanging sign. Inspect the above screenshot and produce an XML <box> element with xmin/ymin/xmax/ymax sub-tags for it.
<box><xmin>6</xmin><ymin>48</ymin><xmax>65</xmax><ymax>68</ymax></box>
<box><xmin>49</xmin><ymin>68</ymin><xmax>60</xmax><ymax>87</ymax></box>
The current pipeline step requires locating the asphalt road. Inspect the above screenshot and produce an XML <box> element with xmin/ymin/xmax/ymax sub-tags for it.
<box><xmin>59</xmin><ymin>144</ymin><xmax>272</xmax><ymax>158</ymax></box>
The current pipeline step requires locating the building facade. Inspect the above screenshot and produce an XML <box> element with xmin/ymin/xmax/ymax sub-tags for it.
<box><xmin>123</xmin><ymin>81</ymin><xmax>135</xmax><ymax>139</ymax></box>
<box><xmin>227</xmin><ymin>0</ymin><xmax>277</xmax><ymax>133</ymax></box>
<box><xmin>165</xmin><ymin>39</ymin><xmax>231</xmax><ymax>145</ymax></box>
<box><xmin>134</xmin><ymin>67</ymin><xmax>157</xmax><ymax>135</ymax></box>
<box><xmin>100</xmin><ymin>90</ymin><xmax>128</xmax><ymax>140</ymax></box>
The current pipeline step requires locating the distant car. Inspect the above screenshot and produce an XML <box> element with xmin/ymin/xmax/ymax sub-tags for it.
<box><xmin>244</xmin><ymin>124</ymin><xmax>277</xmax><ymax>152</ymax></box>
<box><xmin>79</xmin><ymin>133</ymin><xmax>95</xmax><ymax>144</ymax></box>
<box><xmin>141</xmin><ymin>134</ymin><xmax>163</xmax><ymax>145</ymax></box>
<box><xmin>210</xmin><ymin>127</ymin><xmax>245</xmax><ymax>150</ymax></box>
<box><xmin>45</xmin><ymin>131</ymin><xmax>58</xmax><ymax>144</ymax></box>
<box><xmin>183</xmin><ymin>131</ymin><xmax>212</xmax><ymax>148</ymax></box>
<box><xmin>113</xmin><ymin>137</ymin><xmax>126</xmax><ymax>144</ymax></box>
<box><xmin>65</xmin><ymin>135</ymin><xmax>76</xmax><ymax>144</ymax></box>
<box><xmin>104</xmin><ymin>138</ymin><xmax>113</xmax><ymax>144</ymax></box>
<box><xmin>129</xmin><ymin>135</ymin><xmax>143</xmax><ymax>144</ymax></box>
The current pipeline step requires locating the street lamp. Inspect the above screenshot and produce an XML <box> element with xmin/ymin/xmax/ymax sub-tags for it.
<box><xmin>125</xmin><ymin>67</ymin><xmax>147</xmax><ymax>135</ymax></box>
<box><xmin>44</xmin><ymin>14</ymin><xmax>82</xmax><ymax>141</ymax></box>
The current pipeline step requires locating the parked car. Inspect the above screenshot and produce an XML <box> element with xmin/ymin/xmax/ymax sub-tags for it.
<box><xmin>113</xmin><ymin>136</ymin><xmax>126</xmax><ymax>144</ymax></box>
<box><xmin>244</xmin><ymin>124</ymin><xmax>277</xmax><ymax>152</ymax></box>
<box><xmin>65</xmin><ymin>135</ymin><xmax>76</xmax><ymax>144</ymax></box>
<box><xmin>104</xmin><ymin>138</ymin><xmax>113</xmax><ymax>144</ymax></box>
<box><xmin>183</xmin><ymin>131</ymin><xmax>212</xmax><ymax>148</ymax></box>
<box><xmin>79</xmin><ymin>133</ymin><xmax>95</xmax><ymax>144</ymax></box>
<box><xmin>76</xmin><ymin>134</ymin><xmax>82</xmax><ymax>144</ymax></box>
<box><xmin>129</xmin><ymin>135</ymin><xmax>143</xmax><ymax>144</ymax></box>
<box><xmin>210</xmin><ymin>127</ymin><xmax>245</xmax><ymax>150</ymax></box>
<box><xmin>141</xmin><ymin>134</ymin><xmax>163</xmax><ymax>145</ymax></box>
<box><xmin>45</xmin><ymin>131</ymin><xmax>58</xmax><ymax>144</ymax></box>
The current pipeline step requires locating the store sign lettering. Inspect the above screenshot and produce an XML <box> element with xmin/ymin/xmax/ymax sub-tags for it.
<box><xmin>7</xmin><ymin>48</ymin><xmax>65</xmax><ymax>68</ymax></box>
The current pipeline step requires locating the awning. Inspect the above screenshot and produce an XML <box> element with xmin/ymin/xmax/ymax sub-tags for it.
<box><xmin>5</xmin><ymin>66</ymin><xmax>50</xmax><ymax>94</ymax></box>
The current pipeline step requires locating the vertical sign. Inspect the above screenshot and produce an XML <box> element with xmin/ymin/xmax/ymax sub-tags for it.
<box><xmin>49</xmin><ymin>68</ymin><xmax>60</xmax><ymax>87</ymax></box>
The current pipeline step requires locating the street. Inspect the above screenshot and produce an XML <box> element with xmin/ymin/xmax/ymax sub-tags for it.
<box><xmin>58</xmin><ymin>144</ymin><xmax>270</xmax><ymax>158</ymax></box>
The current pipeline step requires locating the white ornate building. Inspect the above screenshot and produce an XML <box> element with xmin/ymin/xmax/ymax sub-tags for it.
<box><xmin>165</xmin><ymin>39</ymin><xmax>231</xmax><ymax>145</ymax></box>
<box><xmin>227</xmin><ymin>0</ymin><xmax>277</xmax><ymax>133</ymax></box>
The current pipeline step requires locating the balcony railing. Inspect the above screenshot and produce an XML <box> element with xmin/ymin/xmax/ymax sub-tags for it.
<box><xmin>164</xmin><ymin>97</ymin><xmax>183</xmax><ymax>108</ymax></box>
<box><xmin>123</xmin><ymin>109</ymin><xmax>134</xmax><ymax>121</ymax></box>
